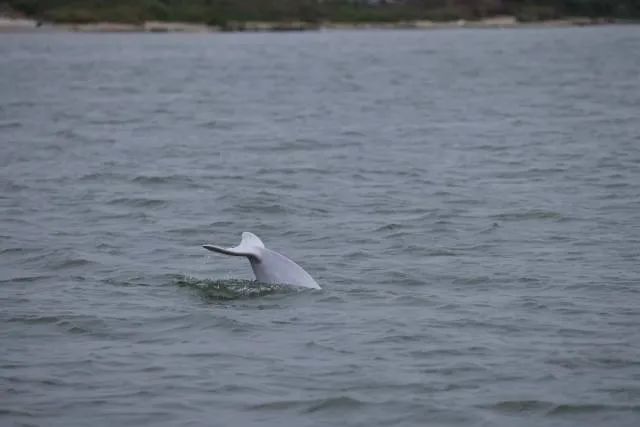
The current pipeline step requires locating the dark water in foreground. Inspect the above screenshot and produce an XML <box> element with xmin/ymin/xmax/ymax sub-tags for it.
<box><xmin>1</xmin><ymin>27</ymin><xmax>640</xmax><ymax>427</ymax></box>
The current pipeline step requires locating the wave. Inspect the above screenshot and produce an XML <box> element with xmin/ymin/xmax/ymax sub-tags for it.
<box><xmin>483</xmin><ymin>400</ymin><xmax>640</xmax><ymax>415</ymax></box>
<box><xmin>131</xmin><ymin>174</ymin><xmax>205</xmax><ymax>188</ymax></box>
<box><xmin>47</xmin><ymin>257</ymin><xmax>95</xmax><ymax>271</ymax></box>
<box><xmin>490</xmin><ymin>210</ymin><xmax>564</xmax><ymax>221</ymax></box>
<box><xmin>107</xmin><ymin>197</ymin><xmax>167</xmax><ymax>208</ymax></box>
<box><xmin>250</xmin><ymin>396</ymin><xmax>364</xmax><ymax>413</ymax></box>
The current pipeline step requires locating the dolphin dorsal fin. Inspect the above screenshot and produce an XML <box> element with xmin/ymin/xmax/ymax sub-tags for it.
<box><xmin>203</xmin><ymin>231</ymin><xmax>264</xmax><ymax>259</ymax></box>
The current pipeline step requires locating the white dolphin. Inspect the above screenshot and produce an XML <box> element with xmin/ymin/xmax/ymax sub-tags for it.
<box><xmin>203</xmin><ymin>232</ymin><xmax>320</xmax><ymax>289</ymax></box>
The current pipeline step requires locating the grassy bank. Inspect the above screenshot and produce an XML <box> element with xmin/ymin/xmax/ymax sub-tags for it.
<box><xmin>3</xmin><ymin>0</ymin><xmax>640</xmax><ymax>28</ymax></box>
<box><xmin>1</xmin><ymin>16</ymin><xmax>629</xmax><ymax>34</ymax></box>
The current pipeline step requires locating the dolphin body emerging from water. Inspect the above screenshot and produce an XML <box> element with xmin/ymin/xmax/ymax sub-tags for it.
<box><xmin>203</xmin><ymin>232</ymin><xmax>320</xmax><ymax>289</ymax></box>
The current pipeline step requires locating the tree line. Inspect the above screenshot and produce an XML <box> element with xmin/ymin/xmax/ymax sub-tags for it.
<box><xmin>5</xmin><ymin>0</ymin><xmax>639</xmax><ymax>25</ymax></box>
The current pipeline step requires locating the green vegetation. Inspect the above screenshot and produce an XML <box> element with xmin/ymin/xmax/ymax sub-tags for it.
<box><xmin>4</xmin><ymin>0</ymin><xmax>640</xmax><ymax>25</ymax></box>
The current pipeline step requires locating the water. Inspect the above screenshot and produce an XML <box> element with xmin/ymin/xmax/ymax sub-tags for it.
<box><xmin>1</xmin><ymin>26</ymin><xmax>640</xmax><ymax>427</ymax></box>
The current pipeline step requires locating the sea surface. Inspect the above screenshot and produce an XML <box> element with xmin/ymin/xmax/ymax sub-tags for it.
<box><xmin>1</xmin><ymin>26</ymin><xmax>640</xmax><ymax>427</ymax></box>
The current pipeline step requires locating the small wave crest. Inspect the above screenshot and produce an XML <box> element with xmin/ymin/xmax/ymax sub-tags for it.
<box><xmin>107</xmin><ymin>197</ymin><xmax>167</xmax><ymax>208</ymax></box>
<box><xmin>132</xmin><ymin>174</ymin><xmax>202</xmax><ymax>188</ymax></box>
<box><xmin>490</xmin><ymin>210</ymin><xmax>564</xmax><ymax>221</ymax></box>
<box><xmin>250</xmin><ymin>396</ymin><xmax>364</xmax><ymax>413</ymax></box>
<box><xmin>482</xmin><ymin>400</ymin><xmax>640</xmax><ymax>415</ymax></box>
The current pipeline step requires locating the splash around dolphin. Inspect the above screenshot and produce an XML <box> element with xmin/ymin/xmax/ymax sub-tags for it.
<box><xmin>202</xmin><ymin>232</ymin><xmax>320</xmax><ymax>290</ymax></box>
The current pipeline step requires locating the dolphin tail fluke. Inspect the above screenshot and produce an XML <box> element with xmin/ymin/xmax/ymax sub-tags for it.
<box><xmin>203</xmin><ymin>232</ymin><xmax>264</xmax><ymax>259</ymax></box>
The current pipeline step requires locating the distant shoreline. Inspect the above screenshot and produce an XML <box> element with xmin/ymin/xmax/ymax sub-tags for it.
<box><xmin>0</xmin><ymin>16</ymin><xmax>636</xmax><ymax>33</ymax></box>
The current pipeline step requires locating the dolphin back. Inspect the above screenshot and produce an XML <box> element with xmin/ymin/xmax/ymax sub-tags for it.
<box><xmin>249</xmin><ymin>248</ymin><xmax>320</xmax><ymax>290</ymax></box>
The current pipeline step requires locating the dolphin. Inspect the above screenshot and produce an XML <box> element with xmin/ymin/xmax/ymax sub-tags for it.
<box><xmin>202</xmin><ymin>232</ymin><xmax>320</xmax><ymax>289</ymax></box>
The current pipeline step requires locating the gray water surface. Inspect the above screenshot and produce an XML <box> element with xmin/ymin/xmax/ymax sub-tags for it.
<box><xmin>1</xmin><ymin>27</ymin><xmax>640</xmax><ymax>427</ymax></box>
